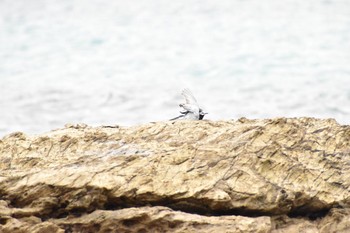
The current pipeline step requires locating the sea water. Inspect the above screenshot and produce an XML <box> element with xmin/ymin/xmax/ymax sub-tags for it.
<box><xmin>0</xmin><ymin>0</ymin><xmax>350</xmax><ymax>136</ymax></box>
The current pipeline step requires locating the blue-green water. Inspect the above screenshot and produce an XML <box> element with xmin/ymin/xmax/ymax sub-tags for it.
<box><xmin>0</xmin><ymin>0</ymin><xmax>350</xmax><ymax>136</ymax></box>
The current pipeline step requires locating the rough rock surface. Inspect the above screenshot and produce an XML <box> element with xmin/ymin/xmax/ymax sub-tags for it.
<box><xmin>1</xmin><ymin>117</ymin><xmax>350</xmax><ymax>232</ymax></box>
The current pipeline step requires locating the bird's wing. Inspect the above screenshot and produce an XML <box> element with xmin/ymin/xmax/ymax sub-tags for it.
<box><xmin>181</xmin><ymin>88</ymin><xmax>198</xmax><ymax>106</ymax></box>
<box><xmin>180</xmin><ymin>104</ymin><xmax>199</xmax><ymax>118</ymax></box>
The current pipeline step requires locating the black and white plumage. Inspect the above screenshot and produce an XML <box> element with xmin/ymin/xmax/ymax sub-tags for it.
<box><xmin>170</xmin><ymin>88</ymin><xmax>207</xmax><ymax>121</ymax></box>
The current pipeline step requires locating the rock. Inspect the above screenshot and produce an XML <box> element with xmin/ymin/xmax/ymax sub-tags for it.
<box><xmin>51</xmin><ymin>206</ymin><xmax>271</xmax><ymax>233</ymax></box>
<box><xmin>0</xmin><ymin>117</ymin><xmax>350</xmax><ymax>232</ymax></box>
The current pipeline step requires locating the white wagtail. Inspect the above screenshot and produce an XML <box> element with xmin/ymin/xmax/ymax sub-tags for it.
<box><xmin>170</xmin><ymin>88</ymin><xmax>207</xmax><ymax>121</ymax></box>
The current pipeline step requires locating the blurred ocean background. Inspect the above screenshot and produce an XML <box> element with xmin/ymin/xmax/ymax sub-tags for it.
<box><xmin>0</xmin><ymin>0</ymin><xmax>350</xmax><ymax>136</ymax></box>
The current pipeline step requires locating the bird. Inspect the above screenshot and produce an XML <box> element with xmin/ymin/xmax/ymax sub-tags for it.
<box><xmin>170</xmin><ymin>88</ymin><xmax>207</xmax><ymax>121</ymax></box>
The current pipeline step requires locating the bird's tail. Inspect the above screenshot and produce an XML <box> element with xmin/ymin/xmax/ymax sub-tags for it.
<box><xmin>169</xmin><ymin>115</ymin><xmax>183</xmax><ymax>121</ymax></box>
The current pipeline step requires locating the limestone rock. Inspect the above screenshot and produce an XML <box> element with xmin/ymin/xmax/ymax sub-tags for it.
<box><xmin>1</xmin><ymin>118</ymin><xmax>350</xmax><ymax>232</ymax></box>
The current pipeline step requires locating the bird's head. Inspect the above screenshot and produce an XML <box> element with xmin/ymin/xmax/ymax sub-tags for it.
<box><xmin>199</xmin><ymin>109</ymin><xmax>208</xmax><ymax>120</ymax></box>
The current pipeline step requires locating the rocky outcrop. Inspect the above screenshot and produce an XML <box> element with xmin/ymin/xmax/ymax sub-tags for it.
<box><xmin>1</xmin><ymin>118</ymin><xmax>350</xmax><ymax>232</ymax></box>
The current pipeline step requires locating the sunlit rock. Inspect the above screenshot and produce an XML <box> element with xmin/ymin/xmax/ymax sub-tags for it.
<box><xmin>1</xmin><ymin>118</ymin><xmax>350</xmax><ymax>232</ymax></box>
